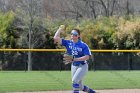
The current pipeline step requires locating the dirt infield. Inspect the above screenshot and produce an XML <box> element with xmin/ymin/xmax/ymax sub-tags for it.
<box><xmin>12</xmin><ymin>89</ymin><xmax>140</xmax><ymax>93</ymax></box>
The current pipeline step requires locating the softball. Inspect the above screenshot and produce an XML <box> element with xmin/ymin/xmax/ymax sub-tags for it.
<box><xmin>59</xmin><ymin>25</ymin><xmax>65</xmax><ymax>29</ymax></box>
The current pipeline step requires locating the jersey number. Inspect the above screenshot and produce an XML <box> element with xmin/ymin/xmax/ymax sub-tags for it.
<box><xmin>72</xmin><ymin>50</ymin><xmax>78</xmax><ymax>55</ymax></box>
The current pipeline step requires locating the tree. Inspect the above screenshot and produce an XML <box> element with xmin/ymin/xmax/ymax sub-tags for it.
<box><xmin>0</xmin><ymin>11</ymin><xmax>15</xmax><ymax>48</ymax></box>
<box><xmin>14</xmin><ymin>0</ymin><xmax>45</xmax><ymax>71</ymax></box>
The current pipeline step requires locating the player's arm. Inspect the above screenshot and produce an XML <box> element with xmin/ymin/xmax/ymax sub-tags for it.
<box><xmin>63</xmin><ymin>54</ymin><xmax>90</xmax><ymax>65</ymax></box>
<box><xmin>53</xmin><ymin>25</ymin><xmax>65</xmax><ymax>44</ymax></box>
<box><xmin>73</xmin><ymin>55</ymin><xmax>90</xmax><ymax>62</ymax></box>
<box><xmin>73</xmin><ymin>44</ymin><xmax>91</xmax><ymax>62</ymax></box>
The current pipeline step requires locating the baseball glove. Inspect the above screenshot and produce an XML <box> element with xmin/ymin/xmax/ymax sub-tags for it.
<box><xmin>63</xmin><ymin>53</ymin><xmax>73</xmax><ymax>64</ymax></box>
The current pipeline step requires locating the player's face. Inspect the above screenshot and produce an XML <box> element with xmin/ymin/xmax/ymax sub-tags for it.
<box><xmin>71</xmin><ymin>30</ymin><xmax>80</xmax><ymax>42</ymax></box>
<box><xmin>71</xmin><ymin>34</ymin><xmax>79</xmax><ymax>42</ymax></box>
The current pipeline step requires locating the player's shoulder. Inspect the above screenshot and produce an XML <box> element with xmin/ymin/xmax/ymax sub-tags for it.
<box><xmin>79</xmin><ymin>40</ymin><xmax>87</xmax><ymax>45</ymax></box>
<box><xmin>79</xmin><ymin>40</ymin><xmax>89</xmax><ymax>47</ymax></box>
<box><xmin>62</xmin><ymin>38</ymin><xmax>71</xmax><ymax>42</ymax></box>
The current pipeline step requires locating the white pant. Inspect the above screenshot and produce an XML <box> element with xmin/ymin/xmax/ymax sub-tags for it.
<box><xmin>71</xmin><ymin>63</ymin><xmax>88</xmax><ymax>90</ymax></box>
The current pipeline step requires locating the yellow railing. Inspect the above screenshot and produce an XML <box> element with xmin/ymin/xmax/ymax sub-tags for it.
<box><xmin>0</xmin><ymin>49</ymin><xmax>140</xmax><ymax>52</ymax></box>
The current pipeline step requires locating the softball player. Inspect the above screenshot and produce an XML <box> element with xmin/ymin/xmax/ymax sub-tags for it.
<box><xmin>54</xmin><ymin>25</ymin><xmax>97</xmax><ymax>93</ymax></box>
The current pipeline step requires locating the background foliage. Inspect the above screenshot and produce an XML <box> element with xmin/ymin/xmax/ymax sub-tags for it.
<box><xmin>1</xmin><ymin>12</ymin><xmax>140</xmax><ymax>50</ymax></box>
<box><xmin>0</xmin><ymin>0</ymin><xmax>140</xmax><ymax>70</ymax></box>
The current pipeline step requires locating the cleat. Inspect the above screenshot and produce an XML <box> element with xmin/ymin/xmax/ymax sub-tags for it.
<box><xmin>88</xmin><ymin>89</ymin><xmax>95</xmax><ymax>93</ymax></box>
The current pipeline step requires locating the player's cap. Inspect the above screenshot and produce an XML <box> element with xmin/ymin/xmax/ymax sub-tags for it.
<box><xmin>71</xmin><ymin>30</ymin><xmax>79</xmax><ymax>35</ymax></box>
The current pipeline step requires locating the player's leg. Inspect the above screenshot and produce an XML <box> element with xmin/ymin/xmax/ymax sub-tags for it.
<box><xmin>72</xmin><ymin>63</ymin><xmax>88</xmax><ymax>93</ymax></box>
<box><xmin>79</xmin><ymin>80</ymin><xmax>89</xmax><ymax>92</ymax></box>
<box><xmin>71</xmin><ymin>65</ymin><xmax>79</xmax><ymax>93</ymax></box>
<box><xmin>72</xmin><ymin>63</ymin><xmax>88</xmax><ymax>83</ymax></box>
<box><xmin>79</xmin><ymin>80</ymin><xmax>96</xmax><ymax>93</ymax></box>
<box><xmin>77</xmin><ymin>65</ymin><xmax>96</xmax><ymax>93</ymax></box>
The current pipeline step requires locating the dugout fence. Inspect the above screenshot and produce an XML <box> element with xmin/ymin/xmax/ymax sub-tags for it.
<box><xmin>0</xmin><ymin>49</ymin><xmax>140</xmax><ymax>71</ymax></box>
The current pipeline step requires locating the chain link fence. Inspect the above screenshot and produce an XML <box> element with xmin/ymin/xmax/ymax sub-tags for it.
<box><xmin>0</xmin><ymin>50</ymin><xmax>140</xmax><ymax>70</ymax></box>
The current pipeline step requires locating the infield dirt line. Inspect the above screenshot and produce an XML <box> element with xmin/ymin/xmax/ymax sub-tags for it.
<box><xmin>11</xmin><ymin>89</ymin><xmax>140</xmax><ymax>93</ymax></box>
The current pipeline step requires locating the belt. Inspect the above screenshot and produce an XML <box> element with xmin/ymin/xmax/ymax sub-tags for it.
<box><xmin>72</xmin><ymin>62</ymin><xmax>86</xmax><ymax>66</ymax></box>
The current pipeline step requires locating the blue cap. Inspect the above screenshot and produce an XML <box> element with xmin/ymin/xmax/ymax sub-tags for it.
<box><xmin>71</xmin><ymin>30</ymin><xmax>78</xmax><ymax>35</ymax></box>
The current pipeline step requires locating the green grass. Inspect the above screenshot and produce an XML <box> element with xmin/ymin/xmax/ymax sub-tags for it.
<box><xmin>0</xmin><ymin>71</ymin><xmax>140</xmax><ymax>92</ymax></box>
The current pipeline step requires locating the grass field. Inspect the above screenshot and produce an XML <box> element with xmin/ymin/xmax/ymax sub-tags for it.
<box><xmin>0</xmin><ymin>71</ymin><xmax>140</xmax><ymax>93</ymax></box>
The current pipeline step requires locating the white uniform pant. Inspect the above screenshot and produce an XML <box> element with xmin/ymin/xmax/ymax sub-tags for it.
<box><xmin>71</xmin><ymin>63</ymin><xmax>88</xmax><ymax>90</ymax></box>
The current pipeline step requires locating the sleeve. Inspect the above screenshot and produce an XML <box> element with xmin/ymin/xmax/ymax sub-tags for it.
<box><xmin>61</xmin><ymin>39</ymin><xmax>69</xmax><ymax>47</ymax></box>
<box><xmin>83</xmin><ymin>44</ymin><xmax>91</xmax><ymax>56</ymax></box>
<box><xmin>61</xmin><ymin>39</ymin><xmax>72</xmax><ymax>54</ymax></box>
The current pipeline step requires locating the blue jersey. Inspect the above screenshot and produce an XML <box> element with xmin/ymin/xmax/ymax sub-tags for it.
<box><xmin>62</xmin><ymin>39</ymin><xmax>91</xmax><ymax>66</ymax></box>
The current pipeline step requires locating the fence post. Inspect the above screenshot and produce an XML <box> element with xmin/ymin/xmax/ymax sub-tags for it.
<box><xmin>92</xmin><ymin>53</ymin><xmax>96</xmax><ymax>71</ymax></box>
<box><xmin>128</xmin><ymin>53</ymin><xmax>132</xmax><ymax>71</ymax></box>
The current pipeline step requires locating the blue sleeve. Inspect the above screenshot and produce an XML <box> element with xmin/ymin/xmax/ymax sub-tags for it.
<box><xmin>61</xmin><ymin>39</ymin><xmax>68</xmax><ymax>46</ymax></box>
<box><xmin>83</xmin><ymin>44</ymin><xmax>91</xmax><ymax>56</ymax></box>
<box><xmin>61</xmin><ymin>39</ymin><xmax>72</xmax><ymax>54</ymax></box>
